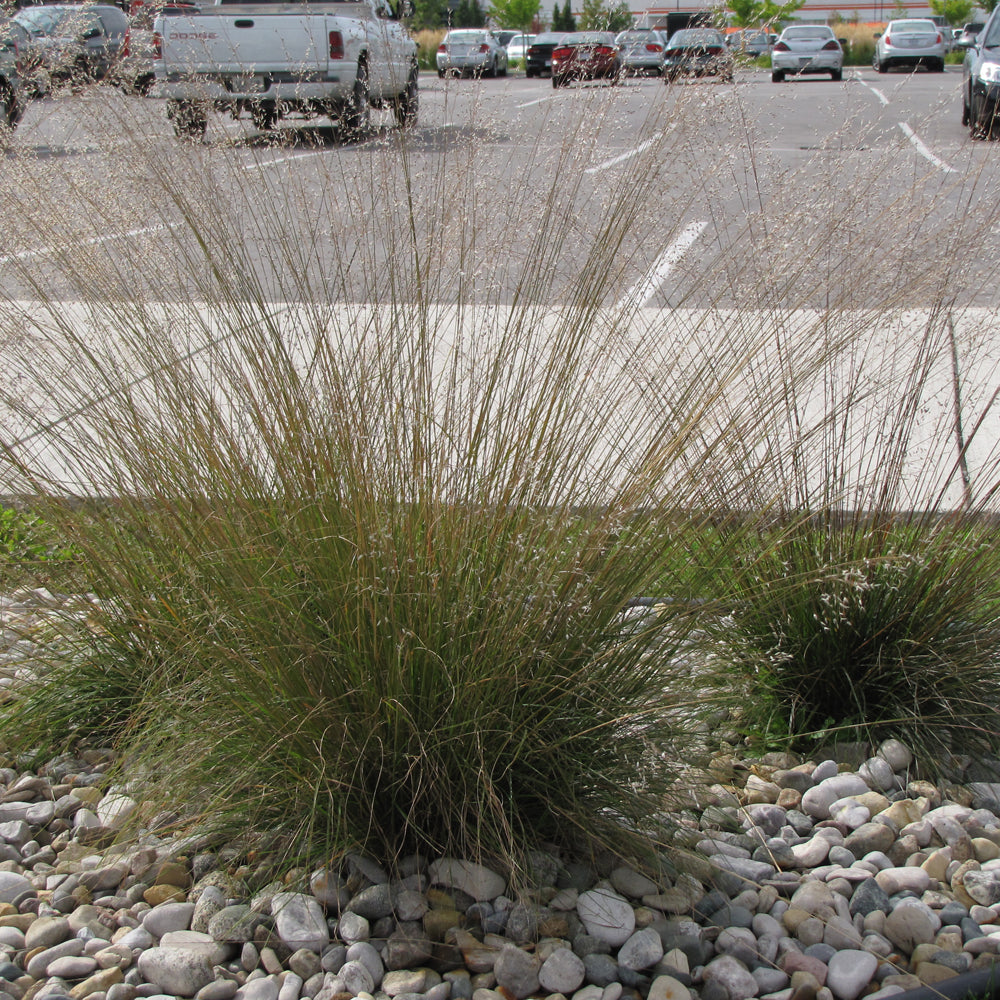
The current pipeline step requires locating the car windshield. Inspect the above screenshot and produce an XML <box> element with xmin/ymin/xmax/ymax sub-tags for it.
<box><xmin>889</xmin><ymin>19</ymin><xmax>936</xmax><ymax>32</ymax></box>
<box><xmin>671</xmin><ymin>29</ymin><xmax>723</xmax><ymax>44</ymax></box>
<box><xmin>446</xmin><ymin>30</ymin><xmax>487</xmax><ymax>43</ymax></box>
<box><xmin>565</xmin><ymin>32</ymin><xmax>614</xmax><ymax>44</ymax></box>
<box><xmin>531</xmin><ymin>32</ymin><xmax>563</xmax><ymax>44</ymax></box>
<box><xmin>782</xmin><ymin>26</ymin><xmax>834</xmax><ymax>40</ymax></box>
<box><xmin>617</xmin><ymin>30</ymin><xmax>657</xmax><ymax>43</ymax></box>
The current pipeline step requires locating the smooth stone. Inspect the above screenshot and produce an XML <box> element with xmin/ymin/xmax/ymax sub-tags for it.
<box><xmin>826</xmin><ymin>950</ymin><xmax>878</xmax><ymax>1000</ymax></box>
<box><xmin>428</xmin><ymin>860</ymin><xmax>506</xmax><ymax>902</ymax></box>
<box><xmin>136</xmin><ymin>947</ymin><xmax>215</xmax><ymax>997</ymax></box>
<box><xmin>618</xmin><ymin>928</ymin><xmax>663</xmax><ymax>970</ymax></box>
<box><xmin>702</xmin><ymin>955</ymin><xmax>758</xmax><ymax>1000</ymax></box>
<box><xmin>577</xmin><ymin>889</ymin><xmax>635</xmax><ymax>947</ymax></box>
<box><xmin>802</xmin><ymin>776</ymin><xmax>870</xmax><ymax>821</ymax></box>
<box><xmin>271</xmin><ymin>894</ymin><xmax>330</xmax><ymax>953</ymax></box>
<box><xmin>538</xmin><ymin>947</ymin><xmax>586</xmax><ymax>994</ymax></box>
<box><xmin>143</xmin><ymin>903</ymin><xmax>196</xmax><ymax>939</ymax></box>
<box><xmin>493</xmin><ymin>946</ymin><xmax>540</xmax><ymax>999</ymax></box>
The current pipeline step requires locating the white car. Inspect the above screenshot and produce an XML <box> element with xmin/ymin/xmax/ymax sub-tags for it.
<box><xmin>505</xmin><ymin>32</ymin><xmax>535</xmax><ymax>62</ymax></box>
<box><xmin>873</xmin><ymin>18</ymin><xmax>946</xmax><ymax>73</ymax></box>
<box><xmin>436</xmin><ymin>29</ymin><xmax>509</xmax><ymax>77</ymax></box>
<box><xmin>770</xmin><ymin>25</ymin><xmax>844</xmax><ymax>82</ymax></box>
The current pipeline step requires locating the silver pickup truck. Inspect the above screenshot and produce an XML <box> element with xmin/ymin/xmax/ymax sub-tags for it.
<box><xmin>152</xmin><ymin>0</ymin><xmax>418</xmax><ymax>138</ymax></box>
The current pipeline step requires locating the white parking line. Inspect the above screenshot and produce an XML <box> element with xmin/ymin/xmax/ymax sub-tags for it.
<box><xmin>855</xmin><ymin>75</ymin><xmax>889</xmax><ymax>105</ymax></box>
<box><xmin>584</xmin><ymin>125</ymin><xmax>674</xmax><ymax>175</ymax></box>
<box><xmin>898</xmin><ymin>121</ymin><xmax>957</xmax><ymax>173</ymax></box>
<box><xmin>616</xmin><ymin>219</ymin><xmax>709</xmax><ymax>311</ymax></box>
<box><xmin>516</xmin><ymin>95</ymin><xmax>556</xmax><ymax>108</ymax></box>
<box><xmin>0</xmin><ymin>224</ymin><xmax>176</xmax><ymax>264</ymax></box>
<box><xmin>243</xmin><ymin>149</ymin><xmax>331</xmax><ymax>171</ymax></box>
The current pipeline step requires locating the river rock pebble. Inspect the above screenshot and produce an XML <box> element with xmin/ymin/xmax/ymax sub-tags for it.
<box><xmin>6</xmin><ymin>592</ymin><xmax>1000</xmax><ymax>1000</ymax></box>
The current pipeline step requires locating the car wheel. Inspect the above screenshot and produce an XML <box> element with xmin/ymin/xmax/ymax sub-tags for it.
<box><xmin>830</xmin><ymin>68</ymin><xmax>842</xmax><ymax>81</ymax></box>
<box><xmin>552</xmin><ymin>73</ymin><xmax>561</xmax><ymax>87</ymax></box>
<box><xmin>876</xmin><ymin>58</ymin><xmax>888</xmax><ymax>73</ymax></box>
<box><xmin>250</xmin><ymin>102</ymin><xmax>277</xmax><ymax>131</ymax></box>
<box><xmin>771</xmin><ymin>69</ymin><xmax>784</xmax><ymax>82</ymax></box>
<box><xmin>962</xmin><ymin>87</ymin><xmax>971</xmax><ymax>125</ymax></box>
<box><xmin>393</xmin><ymin>63</ymin><xmax>419</xmax><ymax>127</ymax></box>
<box><xmin>934</xmin><ymin>58</ymin><xmax>945</xmax><ymax>72</ymax></box>
<box><xmin>437</xmin><ymin>68</ymin><xmax>445</xmax><ymax>78</ymax></box>
<box><xmin>343</xmin><ymin>59</ymin><xmax>370</xmax><ymax>138</ymax></box>
<box><xmin>0</xmin><ymin>86</ymin><xmax>13</xmax><ymax>139</ymax></box>
<box><xmin>166</xmin><ymin>99</ymin><xmax>207</xmax><ymax>140</ymax></box>
<box><xmin>499</xmin><ymin>56</ymin><xmax>507</xmax><ymax>77</ymax></box>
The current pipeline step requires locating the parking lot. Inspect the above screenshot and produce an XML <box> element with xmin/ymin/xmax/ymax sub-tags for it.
<box><xmin>0</xmin><ymin>64</ymin><xmax>994</xmax><ymax>311</ymax></box>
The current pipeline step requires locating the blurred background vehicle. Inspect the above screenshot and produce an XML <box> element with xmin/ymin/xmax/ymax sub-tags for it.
<box><xmin>956</xmin><ymin>21</ymin><xmax>985</xmax><ymax>46</ymax></box>
<box><xmin>873</xmin><ymin>18</ymin><xmax>945</xmax><ymax>73</ymax></box>
<box><xmin>771</xmin><ymin>24</ymin><xmax>843</xmax><ymax>81</ymax></box>
<box><xmin>12</xmin><ymin>3</ymin><xmax>130</xmax><ymax>93</ymax></box>
<box><xmin>551</xmin><ymin>30</ymin><xmax>620</xmax><ymax>86</ymax></box>
<box><xmin>436</xmin><ymin>29</ymin><xmax>508</xmax><ymax>77</ymax></box>
<box><xmin>505</xmin><ymin>32</ymin><xmax>534</xmax><ymax>63</ymax></box>
<box><xmin>726</xmin><ymin>28</ymin><xmax>772</xmax><ymax>58</ymax></box>
<box><xmin>962</xmin><ymin>7</ymin><xmax>1000</xmax><ymax>136</ymax></box>
<box><xmin>662</xmin><ymin>27</ymin><xmax>733</xmax><ymax>81</ymax></box>
<box><xmin>614</xmin><ymin>28</ymin><xmax>666</xmax><ymax>75</ymax></box>
<box><xmin>525</xmin><ymin>31</ymin><xmax>564</xmax><ymax>77</ymax></box>
<box><xmin>0</xmin><ymin>17</ymin><xmax>26</xmax><ymax>132</ymax></box>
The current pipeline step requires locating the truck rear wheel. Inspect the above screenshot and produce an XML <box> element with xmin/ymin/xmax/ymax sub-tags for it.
<box><xmin>342</xmin><ymin>59</ymin><xmax>370</xmax><ymax>138</ymax></box>
<box><xmin>251</xmin><ymin>102</ymin><xmax>277</xmax><ymax>131</ymax></box>
<box><xmin>167</xmin><ymin>99</ymin><xmax>207</xmax><ymax>139</ymax></box>
<box><xmin>392</xmin><ymin>64</ymin><xmax>418</xmax><ymax>128</ymax></box>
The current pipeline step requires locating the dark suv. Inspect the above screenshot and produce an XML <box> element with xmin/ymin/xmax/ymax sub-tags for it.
<box><xmin>0</xmin><ymin>18</ymin><xmax>26</xmax><ymax>131</ymax></box>
<box><xmin>13</xmin><ymin>4</ymin><xmax>129</xmax><ymax>93</ymax></box>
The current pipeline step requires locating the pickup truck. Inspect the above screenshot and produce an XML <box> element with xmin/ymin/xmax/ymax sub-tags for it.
<box><xmin>152</xmin><ymin>0</ymin><xmax>418</xmax><ymax>138</ymax></box>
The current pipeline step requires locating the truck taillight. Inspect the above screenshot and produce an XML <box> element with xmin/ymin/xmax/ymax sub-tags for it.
<box><xmin>329</xmin><ymin>30</ymin><xmax>344</xmax><ymax>58</ymax></box>
<box><xmin>152</xmin><ymin>30</ymin><xmax>162</xmax><ymax>59</ymax></box>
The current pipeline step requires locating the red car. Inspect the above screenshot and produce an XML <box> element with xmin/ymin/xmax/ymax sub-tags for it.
<box><xmin>551</xmin><ymin>31</ymin><xmax>621</xmax><ymax>87</ymax></box>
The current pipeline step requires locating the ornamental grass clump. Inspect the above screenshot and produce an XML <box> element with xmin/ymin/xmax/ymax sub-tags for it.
<box><xmin>0</xmin><ymin>86</ymin><xmax>811</xmax><ymax>876</ymax></box>
<box><xmin>717</xmin><ymin>313</ymin><xmax>1000</xmax><ymax>769</ymax></box>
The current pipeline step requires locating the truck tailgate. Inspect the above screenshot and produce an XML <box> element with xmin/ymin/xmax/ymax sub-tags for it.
<box><xmin>160</xmin><ymin>11</ymin><xmax>330</xmax><ymax>74</ymax></box>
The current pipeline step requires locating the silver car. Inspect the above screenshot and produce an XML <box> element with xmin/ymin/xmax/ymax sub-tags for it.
<box><xmin>873</xmin><ymin>18</ymin><xmax>946</xmax><ymax>73</ymax></box>
<box><xmin>615</xmin><ymin>29</ymin><xmax>666</xmax><ymax>76</ymax></box>
<box><xmin>770</xmin><ymin>24</ymin><xmax>844</xmax><ymax>82</ymax></box>
<box><xmin>436</xmin><ymin>29</ymin><xmax>509</xmax><ymax>78</ymax></box>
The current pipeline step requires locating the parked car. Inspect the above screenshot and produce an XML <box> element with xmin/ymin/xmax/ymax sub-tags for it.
<box><xmin>925</xmin><ymin>13</ymin><xmax>954</xmax><ymax>50</ymax></box>
<box><xmin>12</xmin><ymin>3</ymin><xmax>130</xmax><ymax>93</ymax></box>
<box><xmin>955</xmin><ymin>20</ymin><xmax>985</xmax><ymax>46</ymax></box>
<box><xmin>525</xmin><ymin>31</ymin><xmax>564</xmax><ymax>77</ymax></box>
<box><xmin>727</xmin><ymin>28</ymin><xmax>772</xmax><ymax>57</ymax></box>
<box><xmin>436</xmin><ymin>29</ymin><xmax>508</xmax><ymax>78</ymax></box>
<box><xmin>662</xmin><ymin>28</ymin><xmax>733</xmax><ymax>82</ymax></box>
<box><xmin>492</xmin><ymin>29</ymin><xmax>518</xmax><ymax>47</ymax></box>
<box><xmin>0</xmin><ymin>17</ymin><xmax>26</xmax><ymax>134</ymax></box>
<box><xmin>505</xmin><ymin>32</ymin><xmax>534</xmax><ymax>62</ymax></box>
<box><xmin>771</xmin><ymin>24</ymin><xmax>844</xmax><ymax>81</ymax></box>
<box><xmin>962</xmin><ymin>6</ymin><xmax>1000</xmax><ymax>136</ymax></box>
<box><xmin>873</xmin><ymin>18</ymin><xmax>946</xmax><ymax>73</ymax></box>
<box><xmin>615</xmin><ymin>28</ymin><xmax>666</xmax><ymax>76</ymax></box>
<box><xmin>551</xmin><ymin>31</ymin><xmax>621</xmax><ymax>86</ymax></box>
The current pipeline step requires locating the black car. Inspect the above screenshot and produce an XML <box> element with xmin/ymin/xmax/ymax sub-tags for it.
<box><xmin>962</xmin><ymin>7</ymin><xmax>1000</xmax><ymax>137</ymax></box>
<box><xmin>12</xmin><ymin>4</ymin><xmax>129</xmax><ymax>93</ymax></box>
<box><xmin>525</xmin><ymin>32</ymin><xmax>564</xmax><ymax>77</ymax></box>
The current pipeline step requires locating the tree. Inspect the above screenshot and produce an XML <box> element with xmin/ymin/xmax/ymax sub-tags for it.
<box><xmin>410</xmin><ymin>0</ymin><xmax>448</xmax><ymax>28</ymax></box>
<box><xmin>562</xmin><ymin>0</ymin><xmax>574</xmax><ymax>28</ymax></box>
<box><xmin>578</xmin><ymin>0</ymin><xmax>629</xmax><ymax>30</ymax></box>
<box><xmin>488</xmin><ymin>0</ymin><xmax>540</xmax><ymax>28</ymax></box>
<box><xmin>928</xmin><ymin>0</ymin><xmax>975</xmax><ymax>23</ymax></box>
<box><xmin>728</xmin><ymin>0</ymin><xmax>806</xmax><ymax>27</ymax></box>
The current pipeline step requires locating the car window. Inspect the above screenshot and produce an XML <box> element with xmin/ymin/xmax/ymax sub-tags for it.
<box><xmin>890</xmin><ymin>19</ymin><xmax>936</xmax><ymax>31</ymax></box>
<box><xmin>782</xmin><ymin>26</ymin><xmax>834</xmax><ymax>39</ymax></box>
<box><xmin>446</xmin><ymin>30</ymin><xmax>486</xmax><ymax>42</ymax></box>
<box><xmin>982</xmin><ymin>12</ymin><xmax>1000</xmax><ymax>46</ymax></box>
